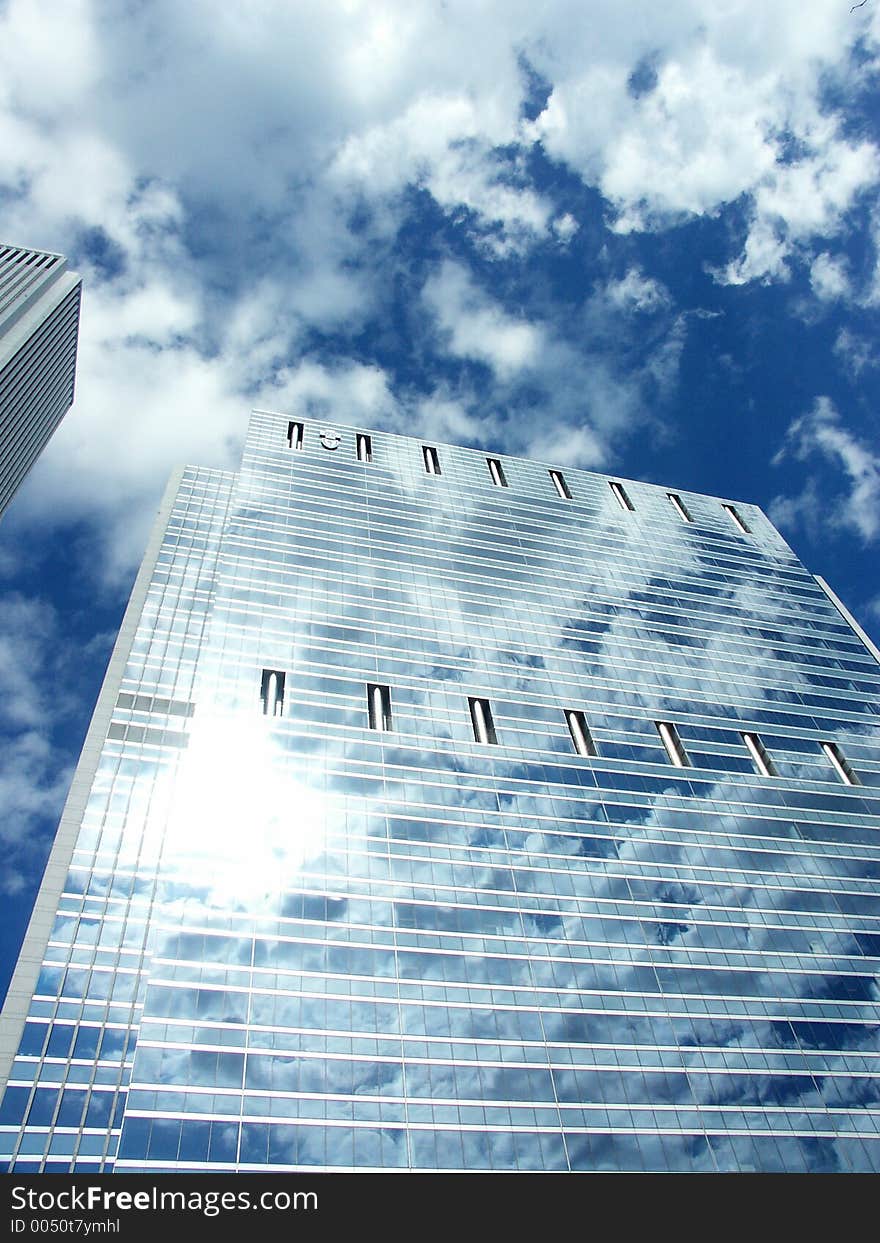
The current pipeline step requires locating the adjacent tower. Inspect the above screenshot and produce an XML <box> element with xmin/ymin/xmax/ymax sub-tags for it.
<box><xmin>1</xmin><ymin>411</ymin><xmax>879</xmax><ymax>1172</ymax></box>
<box><xmin>0</xmin><ymin>243</ymin><xmax>82</xmax><ymax>519</ymax></box>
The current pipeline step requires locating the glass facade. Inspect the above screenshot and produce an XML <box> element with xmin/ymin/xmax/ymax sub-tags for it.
<box><xmin>2</xmin><ymin>409</ymin><xmax>880</xmax><ymax>1172</ymax></box>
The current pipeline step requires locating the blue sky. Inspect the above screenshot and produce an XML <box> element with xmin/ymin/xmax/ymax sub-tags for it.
<box><xmin>1</xmin><ymin>0</ymin><xmax>880</xmax><ymax>1004</ymax></box>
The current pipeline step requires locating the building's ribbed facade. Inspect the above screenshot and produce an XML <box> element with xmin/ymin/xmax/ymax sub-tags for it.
<box><xmin>1</xmin><ymin>411</ymin><xmax>879</xmax><ymax>1173</ymax></box>
<box><xmin>0</xmin><ymin>243</ymin><xmax>82</xmax><ymax>519</ymax></box>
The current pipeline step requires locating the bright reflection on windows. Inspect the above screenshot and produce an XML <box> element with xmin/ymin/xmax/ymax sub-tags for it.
<box><xmin>161</xmin><ymin>714</ymin><xmax>328</xmax><ymax>905</ymax></box>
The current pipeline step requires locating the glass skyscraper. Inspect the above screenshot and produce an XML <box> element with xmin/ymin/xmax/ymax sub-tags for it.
<box><xmin>2</xmin><ymin>410</ymin><xmax>879</xmax><ymax>1173</ymax></box>
<box><xmin>0</xmin><ymin>243</ymin><xmax>82</xmax><ymax>520</ymax></box>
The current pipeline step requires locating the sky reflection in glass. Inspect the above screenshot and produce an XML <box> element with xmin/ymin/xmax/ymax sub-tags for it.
<box><xmin>1</xmin><ymin>412</ymin><xmax>879</xmax><ymax>1173</ymax></box>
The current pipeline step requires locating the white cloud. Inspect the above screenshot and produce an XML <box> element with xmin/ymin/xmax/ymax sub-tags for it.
<box><xmin>720</xmin><ymin>217</ymin><xmax>791</xmax><ymax>286</ymax></box>
<box><xmin>332</xmin><ymin>90</ymin><xmax>555</xmax><ymax>255</ymax></box>
<box><xmin>858</xmin><ymin>205</ymin><xmax>880</xmax><ymax>307</ymax></box>
<box><xmin>422</xmin><ymin>261</ymin><xmax>543</xmax><ymax>378</ymax></box>
<box><xmin>578</xmin><ymin>272</ymin><xmax>686</xmax><ymax>434</ymax></box>
<box><xmin>527</xmin><ymin>6</ymin><xmax>879</xmax><ymax>280</ymax></box>
<box><xmin>411</xmin><ymin>393</ymin><xmax>498</xmax><ymax>446</ymax></box>
<box><xmin>3</xmin><ymin>1</ymin><xmax>872</xmax><ymax>314</ymax></box>
<box><xmin>810</xmin><ymin>252</ymin><xmax>850</xmax><ymax>301</ymax></box>
<box><xmin>770</xmin><ymin>396</ymin><xmax>880</xmax><ymax>543</ymax></box>
<box><xmin>754</xmin><ymin>128</ymin><xmax>877</xmax><ymax>239</ymax></box>
<box><xmin>13</xmin><ymin>323</ymin><xmax>249</xmax><ymax>582</ymax></box>
<box><xmin>721</xmin><ymin>130</ymin><xmax>878</xmax><ymax>285</ymax></box>
<box><xmin>604</xmin><ymin>267</ymin><xmax>671</xmax><ymax>314</ymax></box>
<box><xmin>524</xmin><ymin>422</ymin><xmax>605</xmax><ymax>469</ymax></box>
<box><xmin>0</xmin><ymin>0</ymin><xmax>97</xmax><ymax>119</ymax></box>
<box><xmin>0</xmin><ymin>594</ymin><xmax>81</xmax><ymax>895</ymax></box>
<box><xmin>767</xmin><ymin>475</ymin><xmax>824</xmax><ymax>545</ymax></box>
<box><xmin>584</xmin><ymin>49</ymin><xmax>778</xmax><ymax>228</ymax></box>
<box><xmin>834</xmin><ymin>327</ymin><xmax>879</xmax><ymax>376</ymax></box>
<box><xmin>0</xmin><ymin>0</ymin><xmax>875</xmax><ymax>576</ymax></box>
<box><xmin>418</xmin><ymin>259</ymin><xmax>686</xmax><ymax>465</ymax></box>
<box><xmin>260</xmin><ymin>359</ymin><xmax>398</xmax><ymax>428</ymax></box>
<box><xmin>0</xmin><ymin>595</ymin><xmax>56</xmax><ymax>729</ymax></box>
<box><xmin>552</xmin><ymin>212</ymin><xmax>579</xmax><ymax>243</ymax></box>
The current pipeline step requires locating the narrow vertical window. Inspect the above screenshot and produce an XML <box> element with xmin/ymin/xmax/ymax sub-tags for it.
<box><xmin>423</xmin><ymin>445</ymin><xmax>441</xmax><ymax>475</ymax></box>
<box><xmin>741</xmin><ymin>732</ymin><xmax>776</xmax><ymax>777</ymax></box>
<box><xmin>356</xmin><ymin>432</ymin><xmax>373</xmax><ymax>463</ymax></box>
<box><xmin>367</xmin><ymin>683</ymin><xmax>392</xmax><ymax>731</ymax></box>
<box><xmin>821</xmin><ymin>741</ymin><xmax>859</xmax><ymax>786</ymax></box>
<box><xmin>609</xmin><ymin>480</ymin><xmax>635</xmax><ymax>512</ymax></box>
<box><xmin>260</xmin><ymin>669</ymin><xmax>285</xmax><ymax>717</ymax></box>
<box><xmin>468</xmin><ymin>697</ymin><xmax>497</xmax><ymax>745</ymax></box>
<box><xmin>487</xmin><ymin>458</ymin><xmax>508</xmax><ymax>487</ymax></box>
<box><xmin>722</xmin><ymin>503</ymin><xmax>750</xmax><ymax>534</ymax></box>
<box><xmin>668</xmin><ymin>493</ymin><xmax>693</xmax><ymax>523</ymax></box>
<box><xmin>549</xmin><ymin>469</ymin><xmax>571</xmax><ymax>499</ymax></box>
<box><xmin>287</xmin><ymin>421</ymin><xmax>304</xmax><ymax>450</ymax></box>
<box><xmin>566</xmin><ymin>709</ymin><xmax>597</xmax><ymax>757</ymax></box>
<box><xmin>656</xmin><ymin>720</ymin><xmax>689</xmax><ymax>768</ymax></box>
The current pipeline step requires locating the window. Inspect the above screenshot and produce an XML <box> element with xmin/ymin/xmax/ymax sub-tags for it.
<box><xmin>722</xmin><ymin>503</ymin><xmax>750</xmax><ymax>534</ymax></box>
<box><xmin>565</xmin><ymin>709</ymin><xmax>597</xmax><ymax>757</ymax></box>
<box><xmin>356</xmin><ymin>432</ymin><xmax>372</xmax><ymax>463</ymax></box>
<box><xmin>609</xmin><ymin>480</ymin><xmax>635</xmax><ymax>512</ymax></box>
<box><xmin>821</xmin><ymin>741</ymin><xmax>859</xmax><ymax>786</ymax></box>
<box><xmin>656</xmin><ymin>720</ymin><xmax>689</xmax><ymax>768</ymax></box>
<box><xmin>549</xmin><ymin>469</ymin><xmax>571</xmax><ymax>499</ymax></box>
<box><xmin>260</xmin><ymin>669</ymin><xmax>285</xmax><ymax>717</ymax></box>
<box><xmin>423</xmin><ymin>445</ymin><xmax>441</xmax><ymax>475</ymax></box>
<box><xmin>367</xmin><ymin>683</ymin><xmax>392</xmax><ymax>731</ymax></box>
<box><xmin>468</xmin><ymin>697</ymin><xmax>498</xmax><ymax>744</ymax></box>
<box><xmin>487</xmin><ymin>458</ymin><xmax>508</xmax><ymax>487</ymax></box>
<box><xmin>668</xmin><ymin>493</ymin><xmax>693</xmax><ymax>523</ymax></box>
<box><xmin>286</xmin><ymin>421</ymin><xmax>304</xmax><ymax>450</ymax></box>
<box><xmin>741</xmin><ymin>732</ymin><xmax>776</xmax><ymax>777</ymax></box>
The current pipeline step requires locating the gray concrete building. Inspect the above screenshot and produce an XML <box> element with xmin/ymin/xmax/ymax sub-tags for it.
<box><xmin>0</xmin><ymin>243</ymin><xmax>82</xmax><ymax>519</ymax></box>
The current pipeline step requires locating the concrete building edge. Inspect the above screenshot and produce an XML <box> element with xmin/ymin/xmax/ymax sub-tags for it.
<box><xmin>0</xmin><ymin>466</ymin><xmax>186</xmax><ymax>1094</ymax></box>
<box><xmin>0</xmin><ymin>271</ymin><xmax>81</xmax><ymax>371</ymax></box>
<box><xmin>815</xmin><ymin>575</ymin><xmax>880</xmax><ymax>668</ymax></box>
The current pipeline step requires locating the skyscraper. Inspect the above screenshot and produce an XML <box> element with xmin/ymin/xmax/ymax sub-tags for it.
<box><xmin>2</xmin><ymin>410</ymin><xmax>879</xmax><ymax>1173</ymax></box>
<box><xmin>0</xmin><ymin>243</ymin><xmax>82</xmax><ymax>520</ymax></box>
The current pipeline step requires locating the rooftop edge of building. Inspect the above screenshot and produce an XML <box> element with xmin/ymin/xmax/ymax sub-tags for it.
<box><xmin>247</xmin><ymin>405</ymin><xmax>778</xmax><ymax>532</ymax></box>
